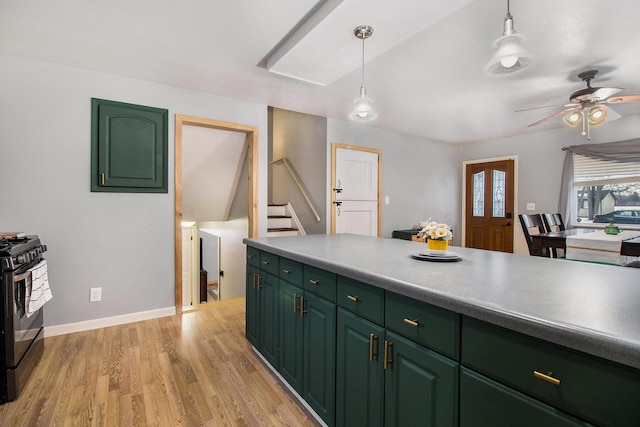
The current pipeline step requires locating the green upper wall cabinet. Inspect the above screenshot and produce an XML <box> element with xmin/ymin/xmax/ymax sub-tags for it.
<box><xmin>91</xmin><ymin>98</ymin><xmax>168</xmax><ymax>193</ymax></box>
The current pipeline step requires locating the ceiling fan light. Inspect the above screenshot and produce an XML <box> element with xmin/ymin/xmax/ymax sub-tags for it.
<box><xmin>588</xmin><ymin>107</ymin><xmax>607</xmax><ymax>126</ymax></box>
<box><xmin>349</xmin><ymin>86</ymin><xmax>377</xmax><ymax>121</ymax></box>
<box><xmin>564</xmin><ymin>111</ymin><xmax>582</xmax><ymax>127</ymax></box>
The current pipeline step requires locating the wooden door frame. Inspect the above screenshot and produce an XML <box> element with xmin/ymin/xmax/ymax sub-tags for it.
<box><xmin>330</xmin><ymin>142</ymin><xmax>382</xmax><ymax>236</ymax></box>
<box><xmin>174</xmin><ymin>114</ymin><xmax>258</xmax><ymax>314</ymax></box>
<box><xmin>461</xmin><ymin>156</ymin><xmax>518</xmax><ymax>249</ymax></box>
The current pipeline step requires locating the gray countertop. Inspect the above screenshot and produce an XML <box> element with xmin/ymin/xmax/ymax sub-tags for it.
<box><xmin>244</xmin><ymin>233</ymin><xmax>640</xmax><ymax>370</ymax></box>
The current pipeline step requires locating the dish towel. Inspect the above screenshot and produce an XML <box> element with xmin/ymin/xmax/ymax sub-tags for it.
<box><xmin>26</xmin><ymin>259</ymin><xmax>53</xmax><ymax>317</ymax></box>
<box><xmin>566</xmin><ymin>230</ymin><xmax>640</xmax><ymax>265</ymax></box>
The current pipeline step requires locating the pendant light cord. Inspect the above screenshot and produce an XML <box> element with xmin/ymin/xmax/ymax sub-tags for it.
<box><xmin>361</xmin><ymin>37</ymin><xmax>366</xmax><ymax>88</ymax></box>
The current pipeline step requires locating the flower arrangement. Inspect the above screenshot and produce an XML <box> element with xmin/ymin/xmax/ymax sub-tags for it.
<box><xmin>417</xmin><ymin>219</ymin><xmax>453</xmax><ymax>241</ymax></box>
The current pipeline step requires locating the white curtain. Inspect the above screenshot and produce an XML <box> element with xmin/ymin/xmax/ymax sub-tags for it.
<box><xmin>558</xmin><ymin>138</ymin><xmax>640</xmax><ymax>228</ymax></box>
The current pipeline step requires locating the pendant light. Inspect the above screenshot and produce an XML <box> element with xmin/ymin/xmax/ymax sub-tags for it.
<box><xmin>349</xmin><ymin>25</ymin><xmax>377</xmax><ymax>121</ymax></box>
<box><xmin>484</xmin><ymin>0</ymin><xmax>533</xmax><ymax>75</ymax></box>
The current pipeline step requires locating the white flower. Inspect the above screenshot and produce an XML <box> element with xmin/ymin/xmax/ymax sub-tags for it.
<box><xmin>417</xmin><ymin>218</ymin><xmax>452</xmax><ymax>241</ymax></box>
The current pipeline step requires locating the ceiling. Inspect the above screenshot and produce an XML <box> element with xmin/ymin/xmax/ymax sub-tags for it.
<box><xmin>2</xmin><ymin>0</ymin><xmax>640</xmax><ymax>144</ymax></box>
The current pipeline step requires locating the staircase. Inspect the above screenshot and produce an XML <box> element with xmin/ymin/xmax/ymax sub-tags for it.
<box><xmin>267</xmin><ymin>204</ymin><xmax>305</xmax><ymax>237</ymax></box>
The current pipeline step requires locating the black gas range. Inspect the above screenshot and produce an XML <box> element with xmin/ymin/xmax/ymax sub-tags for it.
<box><xmin>0</xmin><ymin>235</ymin><xmax>47</xmax><ymax>403</ymax></box>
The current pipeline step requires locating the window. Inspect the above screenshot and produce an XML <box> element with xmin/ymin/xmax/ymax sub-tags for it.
<box><xmin>573</xmin><ymin>154</ymin><xmax>640</xmax><ymax>223</ymax></box>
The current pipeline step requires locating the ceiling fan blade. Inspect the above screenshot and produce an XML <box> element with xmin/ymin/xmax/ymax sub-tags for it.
<box><xmin>591</xmin><ymin>87</ymin><xmax>623</xmax><ymax>100</ymax></box>
<box><xmin>515</xmin><ymin>103</ymin><xmax>579</xmax><ymax>112</ymax></box>
<box><xmin>605</xmin><ymin>94</ymin><xmax>640</xmax><ymax>104</ymax></box>
<box><xmin>527</xmin><ymin>108</ymin><xmax>576</xmax><ymax>127</ymax></box>
<box><xmin>601</xmin><ymin>105</ymin><xmax>622</xmax><ymax>121</ymax></box>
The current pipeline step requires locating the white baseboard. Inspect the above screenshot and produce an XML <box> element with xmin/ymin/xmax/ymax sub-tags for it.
<box><xmin>44</xmin><ymin>306</ymin><xmax>176</xmax><ymax>337</ymax></box>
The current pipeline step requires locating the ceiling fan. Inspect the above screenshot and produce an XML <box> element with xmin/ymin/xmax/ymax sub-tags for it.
<box><xmin>517</xmin><ymin>70</ymin><xmax>640</xmax><ymax>139</ymax></box>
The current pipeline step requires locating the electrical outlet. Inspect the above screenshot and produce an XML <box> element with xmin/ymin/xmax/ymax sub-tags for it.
<box><xmin>526</xmin><ymin>203</ymin><xmax>536</xmax><ymax>211</ymax></box>
<box><xmin>90</xmin><ymin>287</ymin><xmax>102</xmax><ymax>302</ymax></box>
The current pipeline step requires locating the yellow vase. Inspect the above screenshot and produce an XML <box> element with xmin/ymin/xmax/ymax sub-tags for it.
<box><xmin>427</xmin><ymin>239</ymin><xmax>449</xmax><ymax>251</ymax></box>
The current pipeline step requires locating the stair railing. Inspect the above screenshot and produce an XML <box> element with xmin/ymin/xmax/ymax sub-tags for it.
<box><xmin>271</xmin><ymin>157</ymin><xmax>321</xmax><ymax>222</ymax></box>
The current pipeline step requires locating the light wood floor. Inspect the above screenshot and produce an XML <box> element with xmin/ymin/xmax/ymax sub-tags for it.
<box><xmin>0</xmin><ymin>298</ymin><xmax>319</xmax><ymax>427</ymax></box>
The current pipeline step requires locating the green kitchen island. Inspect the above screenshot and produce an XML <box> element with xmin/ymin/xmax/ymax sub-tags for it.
<box><xmin>244</xmin><ymin>233</ymin><xmax>640</xmax><ymax>427</ymax></box>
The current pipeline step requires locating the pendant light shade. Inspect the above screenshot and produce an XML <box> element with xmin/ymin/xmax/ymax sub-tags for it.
<box><xmin>349</xmin><ymin>25</ymin><xmax>377</xmax><ymax>121</ymax></box>
<box><xmin>485</xmin><ymin>1</ymin><xmax>533</xmax><ymax>75</ymax></box>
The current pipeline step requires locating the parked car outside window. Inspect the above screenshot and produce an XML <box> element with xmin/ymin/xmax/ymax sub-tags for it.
<box><xmin>593</xmin><ymin>209</ymin><xmax>640</xmax><ymax>224</ymax></box>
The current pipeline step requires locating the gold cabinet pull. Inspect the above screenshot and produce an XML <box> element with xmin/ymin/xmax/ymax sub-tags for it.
<box><xmin>282</xmin><ymin>269</ymin><xmax>291</xmax><ymax>274</ymax></box>
<box><xmin>247</xmin><ymin>254</ymin><xmax>254</xmax><ymax>259</ymax></box>
<box><xmin>262</xmin><ymin>260</ymin><xmax>270</xmax><ymax>265</ymax></box>
<box><xmin>533</xmin><ymin>371</ymin><xmax>560</xmax><ymax>386</ymax></box>
<box><xmin>383</xmin><ymin>340</ymin><xmax>393</xmax><ymax>369</ymax></box>
<box><xmin>293</xmin><ymin>293</ymin><xmax>299</xmax><ymax>313</ymax></box>
<box><xmin>309</xmin><ymin>279</ymin><xmax>319</xmax><ymax>286</ymax></box>
<box><xmin>256</xmin><ymin>275</ymin><xmax>262</xmax><ymax>290</ymax></box>
<box><xmin>252</xmin><ymin>273</ymin><xmax>258</xmax><ymax>289</ymax></box>
<box><xmin>101</xmin><ymin>173</ymin><xmax>105</xmax><ymax>186</ymax></box>
<box><xmin>369</xmin><ymin>334</ymin><xmax>378</xmax><ymax>361</ymax></box>
<box><xmin>347</xmin><ymin>295</ymin><xmax>359</xmax><ymax>302</ymax></box>
<box><xmin>300</xmin><ymin>296</ymin><xmax>307</xmax><ymax>316</ymax></box>
<box><xmin>403</xmin><ymin>318</ymin><xmax>419</xmax><ymax>327</ymax></box>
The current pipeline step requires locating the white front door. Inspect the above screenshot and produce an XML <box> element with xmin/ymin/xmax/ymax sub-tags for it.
<box><xmin>332</xmin><ymin>145</ymin><xmax>381</xmax><ymax>236</ymax></box>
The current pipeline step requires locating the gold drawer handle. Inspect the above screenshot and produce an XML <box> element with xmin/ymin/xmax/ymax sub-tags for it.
<box><xmin>347</xmin><ymin>295</ymin><xmax>359</xmax><ymax>302</ymax></box>
<box><xmin>403</xmin><ymin>318</ymin><xmax>419</xmax><ymax>327</ymax></box>
<box><xmin>247</xmin><ymin>254</ymin><xmax>254</xmax><ymax>259</ymax></box>
<box><xmin>533</xmin><ymin>371</ymin><xmax>560</xmax><ymax>386</ymax></box>
<box><xmin>309</xmin><ymin>279</ymin><xmax>320</xmax><ymax>285</ymax></box>
<box><xmin>293</xmin><ymin>293</ymin><xmax>300</xmax><ymax>313</ymax></box>
<box><xmin>282</xmin><ymin>269</ymin><xmax>291</xmax><ymax>274</ymax></box>
<box><xmin>369</xmin><ymin>334</ymin><xmax>378</xmax><ymax>361</ymax></box>
<box><xmin>384</xmin><ymin>340</ymin><xmax>393</xmax><ymax>370</ymax></box>
<box><xmin>262</xmin><ymin>260</ymin><xmax>270</xmax><ymax>265</ymax></box>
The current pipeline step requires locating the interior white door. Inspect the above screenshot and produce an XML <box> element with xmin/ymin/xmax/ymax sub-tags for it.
<box><xmin>335</xmin><ymin>148</ymin><xmax>379</xmax><ymax>201</ymax></box>
<box><xmin>335</xmin><ymin>200</ymin><xmax>378</xmax><ymax>235</ymax></box>
<box><xmin>181</xmin><ymin>227</ymin><xmax>193</xmax><ymax>306</ymax></box>
<box><xmin>334</xmin><ymin>148</ymin><xmax>379</xmax><ymax>236</ymax></box>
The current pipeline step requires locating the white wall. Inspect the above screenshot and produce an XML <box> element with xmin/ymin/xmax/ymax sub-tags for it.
<box><xmin>0</xmin><ymin>54</ymin><xmax>268</xmax><ymax>327</ymax></box>
<box><xmin>327</xmin><ymin>119</ymin><xmax>462</xmax><ymax>244</ymax></box>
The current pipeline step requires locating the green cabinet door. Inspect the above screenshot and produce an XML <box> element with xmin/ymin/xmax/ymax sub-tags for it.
<box><xmin>384</xmin><ymin>331</ymin><xmax>459</xmax><ymax>427</ymax></box>
<box><xmin>336</xmin><ymin>308</ymin><xmax>384</xmax><ymax>427</ymax></box>
<box><xmin>460</xmin><ymin>367</ymin><xmax>592</xmax><ymax>427</ymax></box>
<box><xmin>91</xmin><ymin>98</ymin><xmax>168</xmax><ymax>193</ymax></box>
<box><xmin>303</xmin><ymin>292</ymin><xmax>336</xmax><ymax>426</ymax></box>
<box><xmin>258</xmin><ymin>272</ymin><xmax>279</xmax><ymax>369</ymax></box>
<box><xmin>278</xmin><ymin>280</ymin><xmax>304</xmax><ymax>394</ymax></box>
<box><xmin>245</xmin><ymin>265</ymin><xmax>259</xmax><ymax>347</ymax></box>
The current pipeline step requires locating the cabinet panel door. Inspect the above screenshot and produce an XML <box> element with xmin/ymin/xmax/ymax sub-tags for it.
<box><xmin>303</xmin><ymin>294</ymin><xmax>336</xmax><ymax>425</ymax></box>
<box><xmin>336</xmin><ymin>309</ymin><xmax>384</xmax><ymax>427</ymax></box>
<box><xmin>460</xmin><ymin>367</ymin><xmax>592</xmax><ymax>427</ymax></box>
<box><xmin>91</xmin><ymin>98</ymin><xmax>168</xmax><ymax>192</ymax></box>
<box><xmin>384</xmin><ymin>331</ymin><xmax>458</xmax><ymax>427</ymax></box>
<box><xmin>278</xmin><ymin>280</ymin><xmax>304</xmax><ymax>393</ymax></box>
<box><xmin>259</xmin><ymin>272</ymin><xmax>279</xmax><ymax>368</ymax></box>
<box><xmin>245</xmin><ymin>266</ymin><xmax>259</xmax><ymax>347</ymax></box>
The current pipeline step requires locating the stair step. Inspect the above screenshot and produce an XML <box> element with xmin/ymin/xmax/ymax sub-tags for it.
<box><xmin>268</xmin><ymin>216</ymin><xmax>294</xmax><ymax>229</ymax></box>
<box><xmin>268</xmin><ymin>227</ymin><xmax>298</xmax><ymax>232</ymax></box>
<box><xmin>267</xmin><ymin>228</ymin><xmax>299</xmax><ymax>237</ymax></box>
<box><xmin>268</xmin><ymin>205</ymin><xmax>287</xmax><ymax>216</ymax></box>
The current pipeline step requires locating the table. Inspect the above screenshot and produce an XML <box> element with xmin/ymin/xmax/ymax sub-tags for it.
<box><xmin>531</xmin><ymin>228</ymin><xmax>640</xmax><ymax>258</ymax></box>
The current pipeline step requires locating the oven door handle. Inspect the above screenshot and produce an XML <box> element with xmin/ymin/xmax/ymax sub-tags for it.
<box><xmin>13</xmin><ymin>271</ymin><xmax>32</xmax><ymax>282</ymax></box>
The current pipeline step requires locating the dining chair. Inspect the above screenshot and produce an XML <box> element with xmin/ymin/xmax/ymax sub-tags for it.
<box><xmin>518</xmin><ymin>214</ymin><xmax>550</xmax><ymax>257</ymax></box>
<box><xmin>542</xmin><ymin>213</ymin><xmax>565</xmax><ymax>233</ymax></box>
<box><xmin>542</xmin><ymin>213</ymin><xmax>566</xmax><ymax>258</ymax></box>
